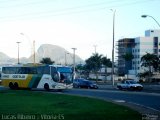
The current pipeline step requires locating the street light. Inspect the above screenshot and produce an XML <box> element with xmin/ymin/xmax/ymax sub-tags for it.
<box><xmin>72</xmin><ymin>48</ymin><xmax>77</xmax><ymax>79</ymax></box>
<box><xmin>65</xmin><ymin>52</ymin><xmax>69</xmax><ymax>66</ymax></box>
<box><xmin>16</xmin><ymin>42</ymin><xmax>21</xmax><ymax>64</ymax></box>
<box><xmin>141</xmin><ymin>15</ymin><xmax>160</xmax><ymax>27</ymax></box>
<box><xmin>93</xmin><ymin>45</ymin><xmax>97</xmax><ymax>54</ymax></box>
<box><xmin>111</xmin><ymin>9</ymin><xmax>116</xmax><ymax>86</ymax></box>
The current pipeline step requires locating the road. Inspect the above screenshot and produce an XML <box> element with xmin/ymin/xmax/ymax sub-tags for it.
<box><xmin>62</xmin><ymin>88</ymin><xmax>160</xmax><ymax>115</ymax></box>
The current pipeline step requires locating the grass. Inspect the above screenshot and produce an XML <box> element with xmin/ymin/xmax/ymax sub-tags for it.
<box><xmin>0</xmin><ymin>90</ymin><xmax>141</xmax><ymax>120</ymax></box>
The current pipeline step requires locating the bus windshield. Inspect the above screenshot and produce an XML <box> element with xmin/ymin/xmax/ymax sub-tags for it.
<box><xmin>57</xmin><ymin>67</ymin><xmax>72</xmax><ymax>73</ymax></box>
<box><xmin>52</xmin><ymin>66</ymin><xmax>73</xmax><ymax>84</ymax></box>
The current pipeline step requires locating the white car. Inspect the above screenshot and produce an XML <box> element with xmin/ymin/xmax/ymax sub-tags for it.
<box><xmin>117</xmin><ymin>80</ymin><xmax>143</xmax><ymax>91</ymax></box>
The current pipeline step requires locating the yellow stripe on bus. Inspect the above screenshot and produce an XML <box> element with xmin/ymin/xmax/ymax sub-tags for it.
<box><xmin>2</xmin><ymin>75</ymin><xmax>33</xmax><ymax>88</ymax></box>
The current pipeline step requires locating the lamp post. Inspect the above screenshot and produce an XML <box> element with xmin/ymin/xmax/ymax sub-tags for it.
<box><xmin>16</xmin><ymin>42</ymin><xmax>21</xmax><ymax>64</ymax></box>
<box><xmin>141</xmin><ymin>15</ymin><xmax>160</xmax><ymax>27</ymax></box>
<box><xmin>93</xmin><ymin>45</ymin><xmax>97</xmax><ymax>54</ymax></box>
<box><xmin>65</xmin><ymin>52</ymin><xmax>69</xmax><ymax>66</ymax></box>
<box><xmin>33</xmin><ymin>40</ymin><xmax>36</xmax><ymax>64</ymax></box>
<box><xmin>111</xmin><ymin>9</ymin><xmax>116</xmax><ymax>86</ymax></box>
<box><xmin>72</xmin><ymin>48</ymin><xmax>77</xmax><ymax>79</ymax></box>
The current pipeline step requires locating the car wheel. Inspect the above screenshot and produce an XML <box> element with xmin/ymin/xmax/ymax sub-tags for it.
<box><xmin>138</xmin><ymin>87</ymin><xmax>143</xmax><ymax>91</ymax></box>
<box><xmin>87</xmin><ymin>86</ymin><xmax>90</xmax><ymax>89</ymax></box>
<box><xmin>129</xmin><ymin>87</ymin><xmax>134</xmax><ymax>91</ymax></box>
<box><xmin>44</xmin><ymin>83</ymin><xmax>50</xmax><ymax>91</ymax></box>
<box><xmin>118</xmin><ymin>86</ymin><xmax>122</xmax><ymax>90</ymax></box>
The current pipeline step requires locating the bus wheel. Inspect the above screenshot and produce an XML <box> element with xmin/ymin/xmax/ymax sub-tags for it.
<box><xmin>9</xmin><ymin>82</ymin><xmax>14</xmax><ymax>89</ymax></box>
<box><xmin>14</xmin><ymin>82</ymin><xmax>19</xmax><ymax>90</ymax></box>
<box><xmin>44</xmin><ymin>83</ymin><xmax>50</xmax><ymax>91</ymax></box>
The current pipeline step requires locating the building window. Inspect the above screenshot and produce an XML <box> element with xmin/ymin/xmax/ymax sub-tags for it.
<box><xmin>134</xmin><ymin>55</ymin><xmax>136</xmax><ymax>58</ymax></box>
<box><xmin>154</xmin><ymin>37</ymin><xmax>158</xmax><ymax>48</ymax></box>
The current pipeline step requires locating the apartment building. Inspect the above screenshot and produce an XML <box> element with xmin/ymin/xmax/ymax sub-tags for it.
<box><xmin>118</xmin><ymin>29</ymin><xmax>160</xmax><ymax>80</ymax></box>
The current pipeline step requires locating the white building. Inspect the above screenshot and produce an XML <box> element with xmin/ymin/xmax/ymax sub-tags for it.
<box><xmin>128</xmin><ymin>29</ymin><xmax>160</xmax><ymax>80</ymax></box>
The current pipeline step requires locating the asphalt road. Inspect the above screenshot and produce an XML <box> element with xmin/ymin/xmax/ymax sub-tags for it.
<box><xmin>63</xmin><ymin>88</ymin><xmax>160</xmax><ymax>114</ymax></box>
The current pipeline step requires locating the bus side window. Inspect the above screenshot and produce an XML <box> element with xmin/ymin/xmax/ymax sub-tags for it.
<box><xmin>37</xmin><ymin>66</ymin><xmax>43</xmax><ymax>74</ymax></box>
<box><xmin>30</xmin><ymin>67</ymin><xmax>37</xmax><ymax>74</ymax></box>
<box><xmin>44</xmin><ymin>66</ymin><xmax>50</xmax><ymax>74</ymax></box>
<box><xmin>17</xmin><ymin>67</ymin><xmax>24</xmax><ymax>74</ymax></box>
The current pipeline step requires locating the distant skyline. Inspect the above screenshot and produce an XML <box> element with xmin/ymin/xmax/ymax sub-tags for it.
<box><xmin>0</xmin><ymin>0</ymin><xmax>160</xmax><ymax>60</ymax></box>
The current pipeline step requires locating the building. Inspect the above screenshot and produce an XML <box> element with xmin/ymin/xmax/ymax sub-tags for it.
<box><xmin>117</xmin><ymin>38</ymin><xmax>135</xmax><ymax>75</ymax></box>
<box><xmin>117</xmin><ymin>29</ymin><xmax>160</xmax><ymax>80</ymax></box>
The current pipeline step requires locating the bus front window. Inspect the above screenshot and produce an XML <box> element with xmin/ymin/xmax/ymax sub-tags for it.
<box><xmin>60</xmin><ymin>73</ymin><xmax>72</xmax><ymax>84</ymax></box>
<box><xmin>51</xmin><ymin>66</ymin><xmax>73</xmax><ymax>84</ymax></box>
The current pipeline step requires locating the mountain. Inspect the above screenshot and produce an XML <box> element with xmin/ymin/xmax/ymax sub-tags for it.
<box><xmin>0</xmin><ymin>44</ymin><xmax>84</xmax><ymax>65</ymax></box>
<box><xmin>0</xmin><ymin>52</ymin><xmax>17</xmax><ymax>65</ymax></box>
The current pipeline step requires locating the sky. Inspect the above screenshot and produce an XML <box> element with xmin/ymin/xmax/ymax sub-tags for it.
<box><xmin>0</xmin><ymin>0</ymin><xmax>160</xmax><ymax>61</ymax></box>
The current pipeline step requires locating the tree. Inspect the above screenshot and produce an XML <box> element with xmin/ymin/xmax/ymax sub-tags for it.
<box><xmin>122</xmin><ymin>52</ymin><xmax>134</xmax><ymax>61</ymax></box>
<box><xmin>137</xmin><ymin>72</ymin><xmax>150</xmax><ymax>82</ymax></box>
<box><xmin>101</xmin><ymin>57</ymin><xmax>112</xmax><ymax>67</ymax></box>
<box><xmin>141</xmin><ymin>53</ymin><xmax>159</xmax><ymax>81</ymax></box>
<box><xmin>101</xmin><ymin>57</ymin><xmax>112</xmax><ymax>81</ymax></box>
<box><xmin>40</xmin><ymin>57</ymin><xmax>55</xmax><ymax>65</ymax></box>
<box><xmin>85</xmin><ymin>53</ymin><xmax>103</xmax><ymax>82</ymax></box>
<box><xmin>122</xmin><ymin>52</ymin><xmax>134</xmax><ymax>77</ymax></box>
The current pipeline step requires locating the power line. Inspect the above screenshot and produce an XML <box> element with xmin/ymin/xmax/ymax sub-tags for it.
<box><xmin>0</xmin><ymin>0</ymin><xmax>125</xmax><ymax>8</ymax></box>
<box><xmin>0</xmin><ymin>0</ymin><xmax>52</xmax><ymax>8</ymax></box>
<box><xmin>0</xmin><ymin>0</ymin><xmax>158</xmax><ymax>22</ymax></box>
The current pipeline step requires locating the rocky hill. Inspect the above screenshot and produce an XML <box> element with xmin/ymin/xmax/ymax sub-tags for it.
<box><xmin>0</xmin><ymin>44</ymin><xmax>84</xmax><ymax>65</ymax></box>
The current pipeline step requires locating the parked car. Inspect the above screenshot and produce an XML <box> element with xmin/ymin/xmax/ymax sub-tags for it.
<box><xmin>117</xmin><ymin>80</ymin><xmax>143</xmax><ymax>91</ymax></box>
<box><xmin>73</xmin><ymin>78</ymin><xmax>98</xmax><ymax>89</ymax></box>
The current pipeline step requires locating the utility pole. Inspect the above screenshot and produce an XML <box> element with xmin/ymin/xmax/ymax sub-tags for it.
<box><xmin>111</xmin><ymin>9</ymin><xmax>116</xmax><ymax>86</ymax></box>
<box><xmin>16</xmin><ymin>42</ymin><xmax>21</xmax><ymax>64</ymax></box>
<box><xmin>72</xmin><ymin>48</ymin><xmax>77</xmax><ymax>79</ymax></box>
<box><xmin>33</xmin><ymin>40</ymin><xmax>36</xmax><ymax>64</ymax></box>
<box><xmin>93</xmin><ymin>45</ymin><xmax>97</xmax><ymax>54</ymax></box>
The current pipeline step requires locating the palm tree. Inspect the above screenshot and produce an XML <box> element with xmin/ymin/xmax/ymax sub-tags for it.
<box><xmin>101</xmin><ymin>57</ymin><xmax>112</xmax><ymax>82</ymax></box>
<box><xmin>122</xmin><ymin>52</ymin><xmax>134</xmax><ymax>61</ymax></box>
<box><xmin>85</xmin><ymin>53</ymin><xmax>102</xmax><ymax>82</ymax></box>
<box><xmin>122</xmin><ymin>52</ymin><xmax>134</xmax><ymax>77</ymax></box>
<box><xmin>141</xmin><ymin>53</ymin><xmax>159</xmax><ymax>81</ymax></box>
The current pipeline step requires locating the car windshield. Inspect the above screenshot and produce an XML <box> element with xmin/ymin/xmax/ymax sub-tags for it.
<box><xmin>129</xmin><ymin>81</ymin><xmax>137</xmax><ymax>84</ymax></box>
<box><xmin>84</xmin><ymin>80</ymin><xmax>94</xmax><ymax>84</ymax></box>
